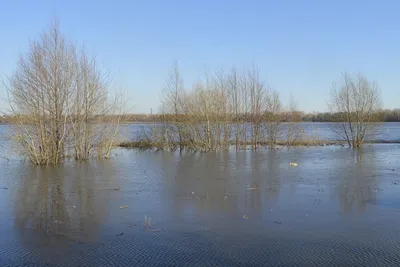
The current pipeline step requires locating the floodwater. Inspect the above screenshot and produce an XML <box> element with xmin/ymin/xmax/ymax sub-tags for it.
<box><xmin>1</xmin><ymin>143</ymin><xmax>400</xmax><ymax>266</ymax></box>
<box><xmin>119</xmin><ymin>122</ymin><xmax>400</xmax><ymax>142</ymax></box>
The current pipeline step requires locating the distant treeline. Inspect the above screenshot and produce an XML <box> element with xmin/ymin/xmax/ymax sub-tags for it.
<box><xmin>2</xmin><ymin>109</ymin><xmax>400</xmax><ymax>124</ymax></box>
<box><xmin>301</xmin><ymin>109</ymin><xmax>400</xmax><ymax>122</ymax></box>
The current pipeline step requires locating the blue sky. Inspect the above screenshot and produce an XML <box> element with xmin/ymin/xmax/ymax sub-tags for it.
<box><xmin>1</xmin><ymin>0</ymin><xmax>399</xmax><ymax>113</ymax></box>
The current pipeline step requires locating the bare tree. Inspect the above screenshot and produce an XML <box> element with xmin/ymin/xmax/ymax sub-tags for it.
<box><xmin>144</xmin><ymin>64</ymin><xmax>283</xmax><ymax>152</ymax></box>
<box><xmin>248</xmin><ymin>66</ymin><xmax>266</xmax><ymax>150</ymax></box>
<box><xmin>94</xmin><ymin>91</ymin><xmax>125</xmax><ymax>159</ymax></box>
<box><xmin>228</xmin><ymin>68</ymin><xmax>241</xmax><ymax>148</ymax></box>
<box><xmin>264</xmin><ymin>89</ymin><xmax>283</xmax><ymax>148</ymax></box>
<box><xmin>6</xmin><ymin>21</ymin><xmax>75</xmax><ymax>164</ymax></box>
<box><xmin>69</xmin><ymin>51</ymin><xmax>109</xmax><ymax>160</ymax></box>
<box><xmin>161</xmin><ymin>60</ymin><xmax>185</xmax><ymax>152</ymax></box>
<box><xmin>213</xmin><ymin>69</ymin><xmax>232</xmax><ymax>149</ymax></box>
<box><xmin>329</xmin><ymin>73</ymin><xmax>381</xmax><ymax>147</ymax></box>
<box><xmin>175</xmin><ymin>71</ymin><xmax>232</xmax><ymax>152</ymax></box>
<box><xmin>285</xmin><ymin>94</ymin><xmax>304</xmax><ymax>146</ymax></box>
<box><xmin>5</xmin><ymin>20</ymin><xmax>123</xmax><ymax>164</ymax></box>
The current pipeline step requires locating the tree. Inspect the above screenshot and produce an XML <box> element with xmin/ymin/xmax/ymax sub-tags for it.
<box><xmin>285</xmin><ymin>94</ymin><xmax>304</xmax><ymax>146</ymax></box>
<box><xmin>329</xmin><ymin>73</ymin><xmax>381</xmax><ymax>147</ymax></box>
<box><xmin>6</xmin><ymin>20</ymin><xmax>122</xmax><ymax>164</ymax></box>
<box><xmin>161</xmin><ymin>61</ymin><xmax>185</xmax><ymax>152</ymax></box>
<box><xmin>248</xmin><ymin>65</ymin><xmax>266</xmax><ymax>150</ymax></box>
<box><xmin>264</xmin><ymin>89</ymin><xmax>283</xmax><ymax>148</ymax></box>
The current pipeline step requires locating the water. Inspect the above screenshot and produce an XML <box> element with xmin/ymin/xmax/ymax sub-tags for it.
<box><xmin>119</xmin><ymin>122</ymin><xmax>400</xmax><ymax>142</ymax></box>
<box><xmin>1</xmin><ymin>124</ymin><xmax>400</xmax><ymax>265</ymax></box>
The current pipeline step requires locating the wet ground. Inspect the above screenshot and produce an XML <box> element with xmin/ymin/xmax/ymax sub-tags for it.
<box><xmin>1</xmin><ymin>145</ymin><xmax>400</xmax><ymax>266</ymax></box>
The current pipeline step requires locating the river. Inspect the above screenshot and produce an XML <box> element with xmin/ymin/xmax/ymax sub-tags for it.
<box><xmin>0</xmin><ymin>124</ymin><xmax>399</xmax><ymax>265</ymax></box>
<box><xmin>118</xmin><ymin>122</ymin><xmax>400</xmax><ymax>143</ymax></box>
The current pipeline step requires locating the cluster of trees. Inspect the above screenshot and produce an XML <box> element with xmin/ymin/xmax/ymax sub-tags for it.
<box><xmin>141</xmin><ymin>63</ymin><xmax>377</xmax><ymax>151</ymax></box>
<box><xmin>141</xmin><ymin>66</ymin><xmax>382</xmax><ymax>152</ymax></box>
<box><xmin>3</xmin><ymin>20</ymin><xmax>384</xmax><ymax>165</ymax></box>
<box><xmin>4</xmin><ymin>21</ymin><xmax>123</xmax><ymax>165</ymax></box>
<box><xmin>140</xmin><ymin>62</ymin><xmax>306</xmax><ymax>152</ymax></box>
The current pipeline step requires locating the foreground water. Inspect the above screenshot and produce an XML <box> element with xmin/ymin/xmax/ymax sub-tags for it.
<box><xmin>0</xmin><ymin>145</ymin><xmax>400</xmax><ymax>266</ymax></box>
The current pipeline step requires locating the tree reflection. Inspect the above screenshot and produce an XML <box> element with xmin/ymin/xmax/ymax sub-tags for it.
<box><xmin>13</xmin><ymin>160</ymin><xmax>116</xmax><ymax>243</ymax></box>
<box><xmin>168</xmin><ymin>149</ymin><xmax>283</xmax><ymax>220</ymax></box>
<box><xmin>336</xmin><ymin>147</ymin><xmax>379</xmax><ymax>214</ymax></box>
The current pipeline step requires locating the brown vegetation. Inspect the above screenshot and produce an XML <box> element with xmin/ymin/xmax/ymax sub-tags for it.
<box><xmin>329</xmin><ymin>73</ymin><xmax>382</xmax><ymax>147</ymax></box>
<box><xmin>5</xmin><ymin>21</ymin><xmax>123</xmax><ymax>165</ymax></box>
<box><xmin>136</xmin><ymin>64</ymin><xmax>311</xmax><ymax>152</ymax></box>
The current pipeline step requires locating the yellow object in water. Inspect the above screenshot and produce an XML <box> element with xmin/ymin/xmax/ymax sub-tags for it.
<box><xmin>289</xmin><ymin>163</ymin><xmax>298</xmax><ymax>167</ymax></box>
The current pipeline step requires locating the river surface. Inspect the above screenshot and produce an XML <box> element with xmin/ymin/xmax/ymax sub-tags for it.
<box><xmin>0</xmin><ymin>124</ymin><xmax>400</xmax><ymax>266</ymax></box>
<box><xmin>119</xmin><ymin>122</ymin><xmax>400</xmax><ymax>142</ymax></box>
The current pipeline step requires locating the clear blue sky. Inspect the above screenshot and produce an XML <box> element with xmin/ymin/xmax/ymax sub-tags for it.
<box><xmin>1</xmin><ymin>0</ymin><xmax>399</xmax><ymax>113</ymax></box>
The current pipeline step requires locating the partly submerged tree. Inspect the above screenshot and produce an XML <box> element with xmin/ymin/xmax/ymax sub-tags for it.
<box><xmin>285</xmin><ymin>93</ymin><xmax>304</xmax><ymax>146</ymax></box>
<box><xmin>160</xmin><ymin>60</ymin><xmax>185</xmax><ymax>152</ymax></box>
<box><xmin>329</xmin><ymin>73</ymin><xmax>382</xmax><ymax>147</ymax></box>
<box><xmin>5</xmin><ymin>20</ymin><xmax>123</xmax><ymax>165</ymax></box>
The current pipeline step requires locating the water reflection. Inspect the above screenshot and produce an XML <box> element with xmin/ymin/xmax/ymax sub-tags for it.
<box><xmin>13</xmin><ymin>161</ymin><xmax>118</xmax><ymax>243</ymax></box>
<box><xmin>335</xmin><ymin>147</ymin><xmax>379</xmax><ymax>214</ymax></box>
<box><xmin>163</xmin><ymin>146</ymin><xmax>384</xmax><ymax>219</ymax></box>
<box><xmin>7</xmin><ymin>145</ymin><xmax>391</xmax><ymax>245</ymax></box>
<box><xmin>165</xmin><ymin>150</ymin><xmax>284</xmax><ymax>222</ymax></box>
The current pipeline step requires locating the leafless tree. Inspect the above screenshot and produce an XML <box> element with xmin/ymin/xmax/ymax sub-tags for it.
<box><xmin>228</xmin><ymin>67</ymin><xmax>248</xmax><ymax>150</ymax></box>
<box><xmin>145</xmin><ymin>64</ymin><xmax>284</xmax><ymax>152</ymax></box>
<box><xmin>329</xmin><ymin>73</ymin><xmax>381</xmax><ymax>147</ymax></box>
<box><xmin>228</xmin><ymin>68</ymin><xmax>241</xmax><ymax>148</ymax></box>
<box><xmin>93</xmin><ymin>91</ymin><xmax>125</xmax><ymax>159</ymax></box>
<box><xmin>6</xmin><ymin>21</ymin><xmax>75</xmax><ymax>164</ymax></box>
<box><xmin>213</xmin><ymin>69</ymin><xmax>232</xmax><ymax>149</ymax></box>
<box><xmin>161</xmin><ymin>60</ymin><xmax>185</xmax><ymax>152</ymax></box>
<box><xmin>285</xmin><ymin>94</ymin><xmax>304</xmax><ymax>146</ymax></box>
<box><xmin>5</xmin><ymin>20</ymin><xmax>123</xmax><ymax>164</ymax></box>
<box><xmin>264</xmin><ymin>89</ymin><xmax>283</xmax><ymax>148</ymax></box>
<box><xmin>69</xmin><ymin>51</ymin><xmax>109</xmax><ymax>160</ymax></box>
<box><xmin>248</xmin><ymin>66</ymin><xmax>267</xmax><ymax>150</ymax></box>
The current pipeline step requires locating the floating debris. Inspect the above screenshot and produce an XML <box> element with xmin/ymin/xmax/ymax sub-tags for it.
<box><xmin>289</xmin><ymin>163</ymin><xmax>298</xmax><ymax>167</ymax></box>
<box><xmin>147</xmin><ymin>228</ymin><xmax>161</xmax><ymax>232</ymax></box>
<box><xmin>120</xmin><ymin>206</ymin><xmax>128</xmax><ymax>209</ymax></box>
<box><xmin>116</xmin><ymin>233</ymin><xmax>124</xmax><ymax>237</ymax></box>
<box><xmin>224</xmin><ymin>196</ymin><xmax>228</xmax><ymax>199</ymax></box>
<box><xmin>243</xmin><ymin>215</ymin><xmax>249</xmax><ymax>219</ymax></box>
<box><xmin>0</xmin><ymin>187</ymin><xmax>8</xmax><ymax>190</ymax></box>
<box><xmin>273</xmin><ymin>220</ymin><xmax>283</xmax><ymax>225</ymax></box>
<box><xmin>144</xmin><ymin>215</ymin><xmax>152</xmax><ymax>227</ymax></box>
<box><xmin>246</xmin><ymin>187</ymin><xmax>260</xmax><ymax>191</ymax></box>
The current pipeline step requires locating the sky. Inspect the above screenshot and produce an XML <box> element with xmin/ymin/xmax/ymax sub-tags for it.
<box><xmin>1</xmin><ymin>0</ymin><xmax>400</xmax><ymax>114</ymax></box>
